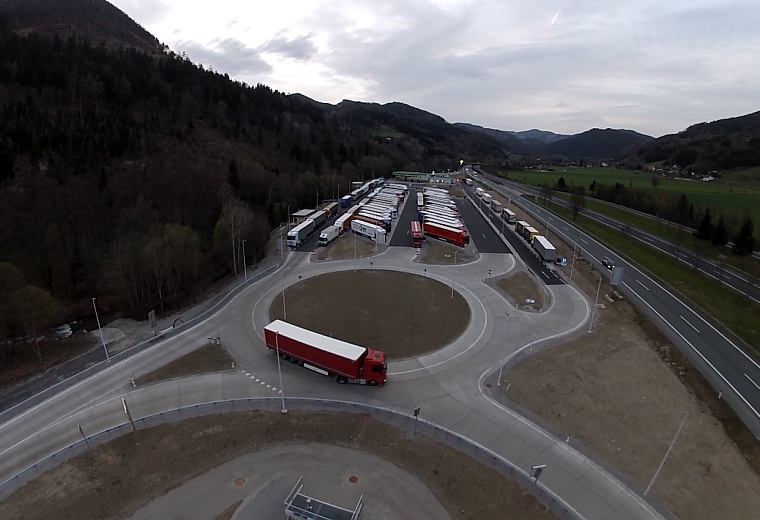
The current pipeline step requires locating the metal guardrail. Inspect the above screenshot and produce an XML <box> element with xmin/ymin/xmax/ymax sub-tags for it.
<box><xmin>0</xmin><ymin>398</ymin><xmax>582</xmax><ymax>519</ymax></box>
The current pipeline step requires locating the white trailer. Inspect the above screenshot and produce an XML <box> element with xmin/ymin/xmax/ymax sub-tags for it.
<box><xmin>533</xmin><ymin>235</ymin><xmax>556</xmax><ymax>262</ymax></box>
<box><xmin>308</xmin><ymin>210</ymin><xmax>327</xmax><ymax>229</ymax></box>
<box><xmin>318</xmin><ymin>225</ymin><xmax>340</xmax><ymax>246</ymax></box>
<box><xmin>503</xmin><ymin>208</ymin><xmax>517</xmax><ymax>224</ymax></box>
<box><xmin>422</xmin><ymin>215</ymin><xmax>465</xmax><ymax>230</ymax></box>
<box><xmin>475</xmin><ymin>187</ymin><xmax>484</xmax><ymax>197</ymax></box>
<box><xmin>287</xmin><ymin>220</ymin><xmax>314</xmax><ymax>247</ymax></box>
<box><xmin>387</xmin><ymin>183</ymin><xmax>408</xmax><ymax>192</ymax></box>
<box><xmin>483</xmin><ymin>193</ymin><xmax>492</xmax><ymax>205</ymax></box>
<box><xmin>334</xmin><ymin>213</ymin><xmax>353</xmax><ymax>232</ymax></box>
<box><xmin>346</xmin><ymin>204</ymin><xmax>362</xmax><ymax>215</ymax></box>
<box><xmin>491</xmin><ymin>200</ymin><xmax>503</xmax><ymax>214</ymax></box>
<box><xmin>351</xmin><ymin>219</ymin><xmax>387</xmax><ymax>243</ymax></box>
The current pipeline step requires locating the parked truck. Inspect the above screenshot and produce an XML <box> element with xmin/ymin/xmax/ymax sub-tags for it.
<box><xmin>475</xmin><ymin>187</ymin><xmax>484</xmax><ymax>197</ymax></box>
<box><xmin>411</xmin><ymin>220</ymin><xmax>423</xmax><ymax>247</ymax></box>
<box><xmin>515</xmin><ymin>220</ymin><xmax>530</xmax><ymax>235</ymax></box>
<box><xmin>308</xmin><ymin>210</ymin><xmax>327</xmax><ymax>229</ymax></box>
<box><xmin>341</xmin><ymin>195</ymin><xmax>353</xmax><ymax>208</ymax></box>
<box><xmin>323</xmin><ymin>202</ymin><xmax>339</xmax><ymax>218</ymax></box>
<box><xmin>351</xmin><ymin>219</ymin><xmax>387</xmax><ymax>243</ymax></box>
<box><xmin>524</xmin><ymin>226</ymin><xmax>539</xmax><ymax>243</ymax></box>
<box><xmin>533</xmin><ymin>235</ymin><xmax>556</xmax><ymax>262</ymax></box>
<box><xmin>423</xmin><ymin>221</ymin><xmax>469</xmax><ymax>247</ymax></box>
<box><xmin>354</xmin><ymin>212</ymin><xmax>391</xmax><ymax>232</ymax></box>
<box><xmin>503</xmin><ymin>208</ymin><xmax>517</xmax><ymax>224</ymax></box>
<box><xmin>334</xmin><ymin>213</ymin><xmax>354</xmax><ymax>232</ymax></box>
<box><xmin>286</xmin><ymin>219</ymin><xmax>314</xmax><ymax>248</ymax></box>
<box><xmin>318</xmin><ymin>225</ymin><xmax>340</xmax><ymax>246</ymax></box>
<box><xmin>491</xmin><ymin>200</ymin><xmax>503</xmax><ymax>215</ymax></box>
<box><xmin>483</xmin><ymin>193</ymin><xmax>492</xmax><ymax>205</ymax></box>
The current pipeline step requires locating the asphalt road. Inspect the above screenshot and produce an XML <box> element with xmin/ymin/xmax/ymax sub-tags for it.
<box><xmin>389</xmin><ymin>188</ymin><xmax>418</xmax><ymax>247</ymax></box>
<box><xmin>475</xmin><ymin>171</ymin><xmax>760</xmax><ymax>437</ymax></box>
<box><xmin>454</xmin><ymin>195</ymin><xmax>510</xmax><ymax>254</ymax></box>
<box><xmin>461</xmin><ymin>185</ymin><xmax>563</xmax><ymax>286</ymax></box>
<box><xmin>499</xmin><ymin>179</ymin><xmax>760</xmax><ymax>304</ymax></box>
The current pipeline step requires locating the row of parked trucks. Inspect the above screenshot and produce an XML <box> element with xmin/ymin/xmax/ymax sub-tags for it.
<box><xmin>515</xmin><ymin>220</ymin><xmax>556</xmax><ymax>261</ymax></box>
<box><xmin>320</xmin><ymin>183</ymin><xmax>408</xmax><ymax>246</ymax></box>
<box><xmin>415</xmin><ymin>187</ymin><xmax>470</xmax><ymax>248</ymax></box>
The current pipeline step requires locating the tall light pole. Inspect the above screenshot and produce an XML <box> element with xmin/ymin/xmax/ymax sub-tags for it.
<box><xmin>645</xmin><ymin>412</ymin><xmax>688</xmax><ymax>495</ymax></box>
<box><xmin>354</xmin><ymin>228</ymin><xmax>357</xmax><ymax>272</ymax></box>
<box><xmin>450</xmin><ymin>250</ymin><xmax>457</xmax><ymax>298</ymax></box>
<box><xmin>242</xmin><ymin>240</ymin><xmax>247</xmax><ymax>281</ymax></box>
<box><xmin>282</xmin><ymin>284</ymin><xmax>287</xmax><ymax>321</ymax></box>
<box><xmin>588</xmin><ymin>275</ymin><xmax>603</xmax><ymax>333</ymax></box>
<box><xmin>275</xmin><ymin>332</ymin><xmax>287</xmax><ymax>414</ymax></box>
<box><xmin>92</xmin><ymin>298</ymin><xmax>109</xmax><ymax>361</ymax></box>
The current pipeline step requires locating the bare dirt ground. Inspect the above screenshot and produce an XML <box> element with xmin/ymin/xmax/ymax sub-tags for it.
<box><xmin>269</xmin><ymin>270</ymin><xmax>470</xmax><ymax>360</ymax></box>
<box><xmin>500</xmin><ymin>234</ymin><xmax>760</xmax><ymax>519</ymax></box>
<box><xmin>0</xmin><ymin>412</ymin><xmax>556</xmax><ymax>520</ymax></box>
<box><xmin>315</xmin><ymin>232</ymin><xmax>376</xmax><ymax>261</ymax></box>
<box><xmin>491</xmin><ymin>271</ymin><xmax>548</xmax><ymax>311</ymax></box>
<box><xmin>418</xmin><ymin>238</ymin><xmax>478</xmax><ymax>265</ymax></box>
<box><xmin>135</xmin><ymin>343</ymin><xmax>234</xmax><ymax>386</ymax></box>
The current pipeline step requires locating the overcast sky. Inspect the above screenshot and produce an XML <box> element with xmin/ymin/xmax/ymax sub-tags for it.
<box><xmin>111</xmin><ymin>0</ymin><xmax>759</xmax><ymax>137</ymax></box>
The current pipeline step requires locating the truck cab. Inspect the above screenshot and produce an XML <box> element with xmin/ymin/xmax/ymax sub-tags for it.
<box><xmin>363</xmin><ymin>349</ymin><xmax>387</xmax><ymax>386</ymax></box>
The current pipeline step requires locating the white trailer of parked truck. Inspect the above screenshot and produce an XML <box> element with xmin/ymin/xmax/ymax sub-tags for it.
<box><xmin>503</xmin><ymin>208</ymin><xmax>517</xmax><ymax>224</ymax></box>
<box><xmin>287</xmin><ymin>219</ymin><xmax>314</xmax><ymax>247</ymax></box>
<box><xmin>318</xmin><ymin>225</ymin><xmax>340</xmax><ymax>246</ymax></box>
<box><xmin>533</xmin><ymin>235</ymin><xmax>556</xmax><ymax>262</ymax></box>
<box><xmin>351</xmin><ymin>219</ymin><xmax>386</xmax><ymax>243</ymax></box>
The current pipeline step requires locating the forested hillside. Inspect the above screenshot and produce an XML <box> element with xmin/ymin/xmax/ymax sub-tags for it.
<box><xmin>0</xmin><ymin>6</ymin><xmax>505</xmax><ymax>340</ymax></box>
<box><xmin>631</xmin><ymin>111</ymin><xmax>760</xmax><ymax>172</ymax></box>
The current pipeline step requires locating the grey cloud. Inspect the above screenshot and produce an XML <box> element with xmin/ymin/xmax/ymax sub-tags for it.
<box><xmin>172</xmin><ymin>38</ymin><xmax>272</xmax><ymax>76</ymax></box>
<box><xmin>112</xmin><ymin>0</ymin><xmax>172</xmax><ymax>25</ymax></box>
<box><xmin>261</xmin><ymin>34</ymin><xmax>318</xmax><ymax>61</ymax></box>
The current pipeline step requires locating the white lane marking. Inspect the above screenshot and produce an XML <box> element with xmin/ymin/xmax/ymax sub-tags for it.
<box><xmin>642</xmin><ymin>236</ymin><xmax>654</xmax><ymax>242</ymax></box>
<box><xmin>624</xmin><ymin>283</ymin><xmax>759</xmax><ymax>420</ymax></box>
<box><xmin>746</xmin><ymin>374</ymin><xmax>760</xmax><ymax>392</ymax></box>
<box><xmin>680</xmin><ymin>315</ymin><xmax>699</xmax><ymax>333</ymax></box>
<box><xmin>636</xmin><ymin>280</ymin><xmax>649</xmax><ymax>291</ymax></box>
<box><xmin>542</xmin><ymin>272</ymin><xmax>550</xmax><ymax>279</ymax></box>
<box><xmin>562</xmin><ymin>226</ymin><xmax>568</xmax><ymax>231</ymax></box>
<box><xmin>581</xmin><ymin>239</ymin><xmax>588</xmax><ymax>244</ymax></box>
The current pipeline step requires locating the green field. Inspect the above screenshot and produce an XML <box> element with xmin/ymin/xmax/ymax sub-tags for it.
<box><xmin>506</xmin><ymin>166</ymin><xmax>760</xmax><ymax>224</ymax></box>
<box><xmin>551</xmin><ymin>193</ymin><xmax>760</xmax><ymax>278</ymax></box>
<box><xmin>535</xmin><ymin>198</ymin><xmax>760</xmax><ymax>354</ymax></box>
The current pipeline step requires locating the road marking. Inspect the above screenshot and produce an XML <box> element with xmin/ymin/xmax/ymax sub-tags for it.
<box><xmin>642</xmin><ymin>236</ymin><xmax>653</xmax><ymax>242</ymax></box>
<box><xmin>625</xmin><ymin>283</ymin><xmax>760</xmax><ymax>420</ymax></box>
<box><xmin>636</xmin><ymin>280</ymin><xmax>649</xmax><ymax>291</ymax></box>
<box><xmin>679</xmin><ymin>315</ymin><xmax>699</xmax><ymax>333</ymax></box>
<box><xmin>562</xmin><ymin>226</ymin><xmax>568</xmax><ymax>231</ymax></box>
<box><xmin>581</xmin><ymin>239</ymin><xmax>588</xmax><ymax>244</ymax></box>
<box><xmin>746</xmin><ymin>374</ymin><xmax>760</xmax><ymax>392</ymax></box>
<box><xmin>542</xmin><ymin>272</ymin><xmax>549</xmax><ymax>279</ymax></box>
<box><xmin>678</xmin><ymin>252</ymin><xmax>689</xmax><ymax>258</ymax></box>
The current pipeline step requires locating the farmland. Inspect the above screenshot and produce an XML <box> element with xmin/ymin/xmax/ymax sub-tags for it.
<box><xmin>504</xmin><ymin>166</ymin><xmax>760</xmax><ymax>223</ymax></box>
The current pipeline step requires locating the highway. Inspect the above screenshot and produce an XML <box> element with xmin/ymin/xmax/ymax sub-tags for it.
<box><xmin>473</xmin><ymin>169</ymin><xmax>760</xmax><ymax>438</ymax></box>
<box><xmin>498</xmin><ymin>178</ymin><xmax>760</xmax><ymax>304</ymax></box>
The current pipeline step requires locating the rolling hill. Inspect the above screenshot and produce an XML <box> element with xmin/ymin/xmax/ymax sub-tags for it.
<box><xmin>538</xmin><ymin>128</ymin><xmax>654</xmax><ymax>159</ymax></box>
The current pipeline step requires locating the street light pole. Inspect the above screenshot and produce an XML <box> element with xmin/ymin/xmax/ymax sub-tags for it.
<box><xmin>275</xmin><ymin>332</ymin><xmax>288</xmax><ymax>414</ymax></box>
<box><xmin>242</xmin><ymin>240</ymin><xmax>247</xmax><ymax>281</ymax></box>
<box><xmin>92</xmin><ymin>298</ymin><xmax>109</xmax><ymax>361</ymax></box>
<box><xmin>354</xmin><ymin>228</ymin><xmax>357</xmax><ymax>272</ymax></box>
<box><xmin>588</xmin><ymin>275</ymin><xmax>603</xmax><ymax>333</ymax></box>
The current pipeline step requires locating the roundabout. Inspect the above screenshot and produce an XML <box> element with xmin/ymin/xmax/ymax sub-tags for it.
<box><xmin>0</xmin><ymin>242</ymin><xmax>664</xmax><ymax>520</ymax></box>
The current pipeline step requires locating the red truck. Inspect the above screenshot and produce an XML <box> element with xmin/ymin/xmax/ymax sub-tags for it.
<box><xmin>410</xmin><ymin>220</ymin><xmax>423</xmax><ymax>247</ymax></box>
<box><xmin>422</xmin><ymin>221</ymin><xmax>470</xmax><ymax>248</ymax></box>
<box><xmin>264</xmin><ymin>320</ymin><xmax>387</xmax><ymax>386</ymax></box>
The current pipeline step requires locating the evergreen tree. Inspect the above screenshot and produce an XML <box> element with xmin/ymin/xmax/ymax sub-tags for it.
<box><xmin>227</xmin><ymin>159</ymin><xmax>240</xmax><ymax>193</ymax></box>
<box><xmin>732</xmin><ymin>216</ymin><xmax>755</xmax><ymax>256</ymax></box>
<box><xmin>710</xmin><ymin>213</ymin><xmax>728</xmax><ymax>246</ymax></box>
<box><xmin>696</xmin><ymin>207</ymin><xmax>713</xmax><ymax>241</ymax></box>
<box><xmin>557</xmin><ymin>176</ymin><xmax>567</xmax><ymax>191</ymax></box>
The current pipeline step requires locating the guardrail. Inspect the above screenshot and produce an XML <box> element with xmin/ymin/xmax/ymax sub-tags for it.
<box><xmin>0</xmin><ymin>398</ymin><xmax>582</xmax><ymax>519</ymax></box>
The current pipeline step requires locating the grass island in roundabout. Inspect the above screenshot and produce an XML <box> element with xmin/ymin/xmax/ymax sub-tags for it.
<box><xmin>268</xmin><ymin>269</ymin><xmax>471</xmax><ymax>360</ymax></box>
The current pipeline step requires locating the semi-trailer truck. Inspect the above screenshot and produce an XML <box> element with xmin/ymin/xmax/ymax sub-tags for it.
<box><xmin>264</xmin><ymin>320</ymin><xmax>386</xmax><ymax>385</ymax></box>
<box><xmin>483</xmin><ymin>193</ymin><xmax>492</xmax><ymax>205</ymax></box>
<box><xmin>341</xmin><ymin>195</ymin><xmax>353</xmax><ymax>207</ymax></box>
<box><xmin>286</xmin><ymin>219</ymin><xmax>314</xmax><ymax>247</ymax></box>
<box><xmin>503</xmin><ymin>209</ymin><xmax>517</xmax><ymax>224</ymax></box>
<box><xmin>515</xmin><ymin>220</ymin><xmax>530</xmax><ymax>235</ymax></box>
<box><xmin>533</xmin><ymin>235</ymin><xmax>556</xmax><ymax>262</ymax></box>
<box><xmin>475</xmin><ymin>187</ymin><xmax>484</xmax><ymax>197</ymax></box>
<box><xmin>354</xmin><ymin>213</ymin><xmax>391</xmax><ymax>232</ymax></box>
<box><xmin>318</xmin><ymin>225</ymin><xmax>340</xmax><ymax>246</ymax></box>
<box><xmin>411</xmin><ymin>220</ymin><xmax>423</xmax><ymax>247</ymax></box>
<box><xmin>423</xmin><ymin>221</ymin><xmax>469</xmax><ymax>247</ymax></box>
<box><xmin>524</xmin><ymin>226</ymin><xmax>539</xmax><ymax>243</ymax></box>
<box><xmin>334</xmin><ymin>213</ymin><xmax>354</xmax><ymax>232</ymax></box>
<box><xmin>491</xmin><ymin>200</ymin><xmax>503</xmax><ymax>214</ymax></box>
<box><xmin>323</xmin><ymin>202</ymin><xmax>339</xmax><ymax>218</ymax></box>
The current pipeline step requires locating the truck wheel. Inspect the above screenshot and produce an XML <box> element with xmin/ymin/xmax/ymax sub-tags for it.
<box><xmin>337</xmin><ymin>376</ymin><xmax>348</xmax><ymax>384</ymax></box>
<box><xmin>289</xmin><ymin>357</ymin><xmax>298</xmax><ymax>364</ymax></box>
<box><xmin>280</xmin><ymin>353</ymin><xmax>288</xmax><ymax>360</ymax></box>
<box><xmin>369</xmin><ymin>380</ymin><xmax>377</xmax><ymax>386</ymax></box>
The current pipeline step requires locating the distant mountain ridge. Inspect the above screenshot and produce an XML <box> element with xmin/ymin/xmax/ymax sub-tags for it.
<box><xmin>540</xmin><ymin>128</ymin><xmax>654</xmax><ymax>159</ymax></box>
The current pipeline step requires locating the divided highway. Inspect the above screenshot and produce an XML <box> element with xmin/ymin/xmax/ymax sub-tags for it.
<box><xmin>475</xmin><ymin>171</ymin><xmax>760</xmax><ymax>438</ymax></box>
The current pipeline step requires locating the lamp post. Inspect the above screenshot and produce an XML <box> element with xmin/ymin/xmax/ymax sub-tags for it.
<box><xmin>282</xmin><ymin>283</ymin><xmax>287</xmax><ymax>321</ymax></box>
<box><xmin>354</xmin><ymin>228</ymin><xmax>357</xmax><ymax>272</ymax></box>
<box><xmin>588</xmin><ymin>275</ymin><xmax>603</xmax><ymax>333</ymax></box>
<box><xmin>92</xmin><ymin>298</ymin><xmax>109</xmax><ymax>361</ymax></box>
<box><xmin>275</xmin><ymin>332</ymin><xmax>287</xmax><ymax>414</ymax></box>
<box><xmin>242</xmin><ymin>239</ymin><xmax>247</xmax><ymax>281</ymax></box>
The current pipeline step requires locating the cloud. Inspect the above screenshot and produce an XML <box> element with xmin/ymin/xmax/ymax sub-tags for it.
<box><xmin>114</xmin><ymin>0</ymin><xmax>172</xmax><ymax>25</ymax></box>
<box><xmin>173</xmin><ymin>38</ymin><xmax>272</xmax><ymax>76</ymax></box>
<box><xmin>261</xmin><ymin>34</ymin><xmax>318</xmax><ymax>61</ymax></box>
